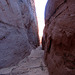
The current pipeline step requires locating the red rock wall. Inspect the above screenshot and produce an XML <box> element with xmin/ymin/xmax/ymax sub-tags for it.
<box><xmin>42</xmin><ymin>0</ymin><xmax>75</xmax><ymax>75</ymax></box>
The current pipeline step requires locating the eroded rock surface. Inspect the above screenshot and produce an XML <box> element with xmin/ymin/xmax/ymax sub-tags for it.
<box><xmin>0</xmin><ymin>46</ymin><xmax>49</xmax><ymax>75</ymax></box>
<box><xmin>43</xmin><ymin>0</ymin><xmax>75</xmax><ymax>75</ymax></box>
<box><xmin>0</xmin><ymin>0</ymin><xmax>39</xmax><ymax>69</ymax></box>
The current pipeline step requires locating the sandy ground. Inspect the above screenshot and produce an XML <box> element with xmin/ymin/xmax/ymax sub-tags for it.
<box><xmin>0</xmin><ymin>46</ymin><xmax>49</xmax><ymax>75</ymax></box>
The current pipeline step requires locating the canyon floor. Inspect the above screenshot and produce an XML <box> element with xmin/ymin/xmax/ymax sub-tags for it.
<box><xmin>0</xmin><ymin>46</ymin><xmax>49</xmax><ymax>75</ymax></box>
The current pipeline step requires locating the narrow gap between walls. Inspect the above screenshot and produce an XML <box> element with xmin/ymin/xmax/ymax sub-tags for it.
<box><xmin>34</xmin><ymin>0</ymin><xmax>48</xmax><ymax>45</ymax></box>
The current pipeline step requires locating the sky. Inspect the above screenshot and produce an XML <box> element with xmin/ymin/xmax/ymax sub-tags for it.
<box><xmin>35</xmin><ymin>0</ymin><xmax>48</xmax><ymax>42</ymax></box>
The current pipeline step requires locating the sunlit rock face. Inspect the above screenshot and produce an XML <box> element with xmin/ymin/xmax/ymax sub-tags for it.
<box><xmin>42</xmin><ymin>0</ymin><xmax>75</xmax><ymax>75</ymax></box>
<box><xmin>0</xmin><ymin>0</ymin><xmax>39</xmax><ymax>69</ymax></box>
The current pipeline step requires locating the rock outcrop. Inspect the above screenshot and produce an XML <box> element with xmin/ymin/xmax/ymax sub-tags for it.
<box><xmin>42</xmin><ymin>0</ymin><xmax>75</xmax><ymax>75</ymax></box>
<box><xmin>0</xmin><ymin>0</ymin><xmax>39</xmax><ymax>69</ymax></box>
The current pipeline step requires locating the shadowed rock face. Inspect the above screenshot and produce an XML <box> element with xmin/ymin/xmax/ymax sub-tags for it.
<box><xmin>0</xmin><ymin>0</ymin><xmax>39</xmax><ymax>69</ymax></box>
<box><xmin>42</xmin><ymin>0</ymin><xmax>75</xmax><ymax>75</ymax></box>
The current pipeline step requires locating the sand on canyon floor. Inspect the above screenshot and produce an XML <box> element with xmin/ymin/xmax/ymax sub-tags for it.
<box><xmin>0</xmin><ymin>46</ymin><xmax>49</xmax><ymax>75</ymax></box>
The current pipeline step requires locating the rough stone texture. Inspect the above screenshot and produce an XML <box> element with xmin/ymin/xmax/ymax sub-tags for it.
<box><xmin>0</xmin><ymin>0</ymin><xmax>39</xmax><ymax>69</ymax></box>
<box><xmin>0</xmin><ymin>46</ymin><xmax>49</xmax><ymax>75</ymax></box>
<box><xmin>42</xmin><ymin>0</ymin><xmax>75</xmax><ymax>75</ymax></box>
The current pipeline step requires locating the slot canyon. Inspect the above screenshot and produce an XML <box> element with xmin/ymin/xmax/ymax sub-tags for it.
<box><xmin>0</xmin><ymin>0</ymin><xmax>75</xmax><ymax>75</ymax></box>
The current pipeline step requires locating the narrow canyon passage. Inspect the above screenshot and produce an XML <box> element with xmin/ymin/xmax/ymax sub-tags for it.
<box><xmin>0</xmin><ymin>0</ymin><xmax>49</xmax><ymax>75</ymax></box>
<box><xmin>35</xmin><ymin>0</ymin><xmax>48</xmax><ymax>43</ymax></box>
<box><xmin>0</xmin><ymin>0</ymin><xmax>75</xmax><ymax>75</ymax></box>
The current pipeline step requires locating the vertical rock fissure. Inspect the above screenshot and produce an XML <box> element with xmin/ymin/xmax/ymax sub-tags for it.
<box><xmin>47</xmin><ymin>37</ymin><xmax>52</xmax><ymax>53</ymax></box>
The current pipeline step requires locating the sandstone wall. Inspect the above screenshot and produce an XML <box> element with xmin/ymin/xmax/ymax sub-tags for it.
<box><xmin>42</xmin><ymin>0</ymin><xmax>75</xmax><ymax>75</ymax></box>
<box><xmin>0</xmin><ymin>0</ymin><xmax>39</xmax><ymax>68</ymax></box>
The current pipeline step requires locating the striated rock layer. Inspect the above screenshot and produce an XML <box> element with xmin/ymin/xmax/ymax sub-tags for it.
<box><xmin>0</xmin><ymin>0</ymin><xmax>39</xmax><ymax>69</ymax></box>
<box><xmin>42</xmin><ymin>0</ymin><xmax>75</xmax><ymax>75</ymax></box>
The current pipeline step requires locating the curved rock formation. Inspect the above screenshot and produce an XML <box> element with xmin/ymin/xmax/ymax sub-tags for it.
<box><xmin>0</xmin><ymin>0</ymin><xmax>39</xmax><ymax>69</ymax></box>
<box><xmin>42</xmin><ymin>0</ymin><xmax>75</xmax><ymax>75</ymax></box>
